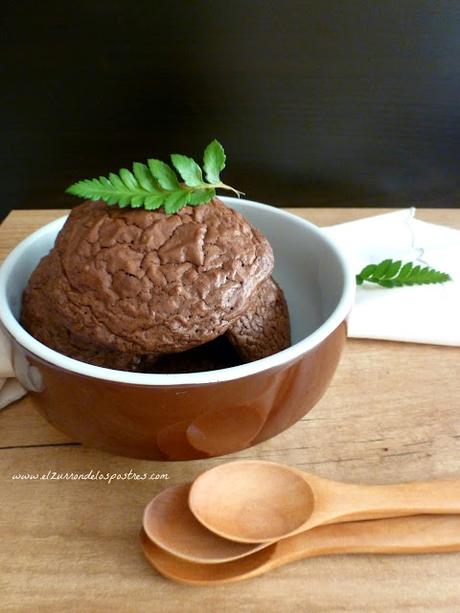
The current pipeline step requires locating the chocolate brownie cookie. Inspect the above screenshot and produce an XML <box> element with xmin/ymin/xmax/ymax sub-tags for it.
<box><xmin>21</xmin><ymin>249</ymin><xmax>142</xmax><ymax>369</ymax></box>
<box><xmin>226</xmin><ymin>277</ymin><xmax>291</xmax><ymax>361</ymax></box>
<box><xmin>21</xmin><ymin>197</ymin><xmax>274</xmax><ymax>359</ymax></box>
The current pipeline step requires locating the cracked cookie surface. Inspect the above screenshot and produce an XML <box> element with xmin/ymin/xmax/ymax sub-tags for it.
<box><xmin>226</xmin><ymin>277</ymin><xmax>291</xmax><ymax>361</ymax></box>
<box><xmin>21</xmin><ymin>198</ymin><xmax>274</xmax><ymax>358</ymax></box>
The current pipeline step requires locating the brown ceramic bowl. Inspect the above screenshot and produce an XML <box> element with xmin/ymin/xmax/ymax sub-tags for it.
<box><xmin>0</xmin><ymin>198</ymin><xmax>354</xmax><ymax>460</ymax></box>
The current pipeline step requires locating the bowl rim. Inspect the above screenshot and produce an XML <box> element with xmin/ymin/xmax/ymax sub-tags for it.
<box><xmin>0</xmin><ymin>197</ymin><xmax>355</xmax><ymax>386</ymax></box>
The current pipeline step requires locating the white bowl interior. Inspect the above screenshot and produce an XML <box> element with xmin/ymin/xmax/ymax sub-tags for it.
<box><xmin>230</xmin><ymin>201</ymin><xmax>344</xmax><ymax>343</ymax></box>
<box><xmin>5</xmin><ymin>220</ymin><xmax>63</xmax><ymax>322</ymax></box>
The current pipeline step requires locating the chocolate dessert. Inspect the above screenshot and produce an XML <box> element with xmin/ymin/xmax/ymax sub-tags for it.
<box><xmin>21</xmin><ymin>141</ymin><xmax>291</xmax><ymax>372</ymax></box>
<box><xmin>226</xmin><ymin>277</ymin><xmax>290</xmax><ymax>361</ymax></box>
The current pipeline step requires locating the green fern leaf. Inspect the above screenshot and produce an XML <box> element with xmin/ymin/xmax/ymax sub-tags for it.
<box><xmin>171</xmin><ymin>154</ymin><xmax>203</xmax><ymax>187</ymax></box>
<box><xmin>133</xmin><ymin>162</ymin><xmax>159</xmax><ymax>191</ymax></box>
<box><xmin>188</xmin><ymin>188</ymin><xmax>215</xmax><ymax>205</ymax></box>
<box><xmin>147</xmin><ymin>160</ymin><xmax>180</xmax><ymax>190</ymax></box>
<box><xmin>203</xmin><ymin>139</ymin><xmax>226</xmax><ymax>183</ymax></box>
<box><xmin>66</xmin><ymin>140</ymin><xmax>241</xmax><ymax>214</ymax></box>
<box><xmin>356</xmin><ymin>259</ymin><xmax>451</xmax><ymax>288</ymax></box>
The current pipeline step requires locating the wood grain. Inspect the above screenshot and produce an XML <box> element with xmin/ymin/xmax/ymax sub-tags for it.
<box><xmin>1</xmin><ymin>209</ymin><xmax>459</xmax><ymax>611</ymax></box>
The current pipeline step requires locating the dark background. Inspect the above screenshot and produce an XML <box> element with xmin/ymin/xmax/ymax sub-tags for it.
<box><xmin>2</xmin><ymin>0</ymin><xmax>460</xmax><ymax>219</ymax></box>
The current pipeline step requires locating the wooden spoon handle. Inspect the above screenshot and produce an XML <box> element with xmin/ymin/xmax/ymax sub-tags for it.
<box><xmin>252</xmin><ymin>515</ymin><xmax>460</xmax><ymax>581</ymax></box>
<box><xmin>309</xmin><ymin>477</ymin><xmax>460</xmax><ymax>526</ymax></box>
<box><xmin>278</xmin><ymin>514</ymin><xmax>460</xmax><ymax>559</ymax></box>
<box><xmin>142</xmin><ymin>515</ymin><xmax>460</xmax><ymax>586</ymax></box>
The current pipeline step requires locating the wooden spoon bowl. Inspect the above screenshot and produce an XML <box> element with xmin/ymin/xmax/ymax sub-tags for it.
<box><xmin>142</xmin><ymin>483</ymin><xmax>268</xmax><ymax>563</ymax></box>
<box><xmin>189</xmin><ymin>460</ymin><xmax>460</xmax><ymax>543</ymax></box>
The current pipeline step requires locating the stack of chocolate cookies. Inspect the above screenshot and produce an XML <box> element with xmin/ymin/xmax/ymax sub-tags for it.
<box><xmin>21</xmin><ymin>198</ymin><xmax>290</xmax><ymax>373</ymax></box>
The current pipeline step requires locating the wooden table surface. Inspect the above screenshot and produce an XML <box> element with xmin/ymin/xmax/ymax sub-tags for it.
<box><xmin>1</xmin><ymin>208</ymin><xmax>459</xmax><ymax>612</ymax></box>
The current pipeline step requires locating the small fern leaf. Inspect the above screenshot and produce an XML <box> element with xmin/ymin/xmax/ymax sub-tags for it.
<box><xmin>356</xmin><ymin>259</ymin><xmax>451</xmax><ymax>288</ymax></box>
<box><xmin>66</xmin><ymin>140</ymin><xmax>241</xmax><ymax>214</ymax></box>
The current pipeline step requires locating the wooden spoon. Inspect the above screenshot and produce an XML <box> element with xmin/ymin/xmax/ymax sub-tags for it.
<box><xmin>140</xmin><ymin>514</ymin><xmax>460</xmax><ymax>586</ymax></box>
<box><xmin>142</xmin><ymin>483</ymin><xmax>268</xmax><ymax>563</ymax></box>
<box><xmin>189</xmin><ymin>460</ymin><xmax>460</xmax><ymax>543</ymax></box>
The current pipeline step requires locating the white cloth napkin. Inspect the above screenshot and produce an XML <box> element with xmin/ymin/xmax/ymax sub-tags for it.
<box><xmin>0</xmin><ymin>327</ymin><xmax>26</xmax><ymax>409</ymax></box>
<box><xmin>1</xmin><ymin>207</ymin><xmax>459</xmax><ymax>410</ymax></box>
<box><xmin>323</xmin><ymin>208</ymin><xmax>460</xmax><ymax>345</ymax></box>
